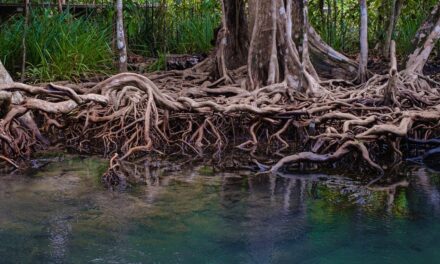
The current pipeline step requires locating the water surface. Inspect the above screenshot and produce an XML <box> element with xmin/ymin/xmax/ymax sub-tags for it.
<box><xmin>0</xmin><ymin>157</ymin><xmax>440</xmax><ymax>263</ymax></box>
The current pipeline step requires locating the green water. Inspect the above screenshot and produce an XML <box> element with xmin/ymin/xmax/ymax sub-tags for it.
<box><xmin>1</xmin><ymin>157</ymin><xmax>440</xmax><ymax>264</ymax></box>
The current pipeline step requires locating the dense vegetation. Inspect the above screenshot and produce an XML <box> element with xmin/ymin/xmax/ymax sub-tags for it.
<box><xmin>0</xmin><ymin>0</ymin><xmax>437</xmax><ymax>82</ymax></box>
<box><xmin>309</xmin><ymin>0</ymin><xmax>437</xmax><ymax>55</ymax></box>
<box><xmin>0</xmin><ymin>0</ymin><xmax>221</xmax><ymax>81</ymax></box>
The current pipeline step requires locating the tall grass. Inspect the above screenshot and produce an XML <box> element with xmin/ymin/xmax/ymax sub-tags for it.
<box><xmin>0</xmin><ymin>9</ymin><xmax>113</xmax><ymax>82</ymax></box>
<box><xmin>0</xmin><ymin>0</ymin><xmax>220</xmax><ymax>81</ymax></box>
<box><xmin>122</xmin><ymin>0</ymin><xmax>220</xmax><ymax>55</ymax></box>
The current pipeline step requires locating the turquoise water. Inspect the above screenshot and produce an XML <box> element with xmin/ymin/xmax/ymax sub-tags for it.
<box><xmin>1</xmin><ymin>158</ymin><xmax>440</xmax><ymax>263</ymax></box>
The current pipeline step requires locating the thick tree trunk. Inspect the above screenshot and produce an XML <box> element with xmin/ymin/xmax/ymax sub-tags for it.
<box><xmin>358</xmin><ymin>0</ymin><xmax>369</xmax><ymax>83</ymax></box>
<box><xmin>247</xmin><ymin>0</ymin><xmax>320</xmax><ymax>94</ymax></box>
<box><xmin>247</xmin><ymin>0</ymin><xmax>278</xmax><ymax>89</ymax></box>
<box><xmin>216</xmin><ymin>0</ymin><xmax>248</xmax><ymax>72</ymax></box>
<box><xmin>308</xmin><ymin>27</ymin><xmax>358</xmax><ymax>80</ymax></box>
<box><xmin>116</xmin><ymin>0</ymin><xmax>128</xmax><ymax>72</ymax></box>
<box><xmin>216</xmin><ymin>0</ymin><xmax>357</xmax><ymax>85</ymax></box>
<box><xmin>406</xmin><ymin>2</ymin><xmax>440</xmax><ymax>73</ymax></box>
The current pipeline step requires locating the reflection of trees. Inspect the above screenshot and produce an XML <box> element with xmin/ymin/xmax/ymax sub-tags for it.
<box><xmin>413</xmin><ymin>167</ymin><xmax>440</xmax><ymax>214</ymax></box>
<box><xmin>368</xmin><ymin>180</ymin><xmax>409</xmax><ymax>214</ymax></box>
<box><xmin>48</xmin><ymin>213</ymin><xmax>71</xmax><ymax>263</ymax></box>
<box><xmin>114</xmin><ymin>158</ymin><xmax>440</xmax><ymax>220</ymax></box>
<box><xmin>218</xmin><ymin>174</ymin><xmax>310</xmax><ymax>263</ymax></box>
<box><xmin>104</xmin><ymin>159</ymin><xmax>440</xmax><ymax>262</ymax></box>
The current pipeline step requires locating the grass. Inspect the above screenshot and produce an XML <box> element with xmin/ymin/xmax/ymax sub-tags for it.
<box><xmin>0</xmin><ymin>9</ymin><xmax>113</xmax><ymax>82</ymax></box>
<box><xmin>0</xmin><ymin>1</ymin><xmax>220</xmax><ymax>82</ymax></box>
<box><xmin>124</xmin><ymin>0</ymin><xmax>220</xmax><ymax>56</ymax></box>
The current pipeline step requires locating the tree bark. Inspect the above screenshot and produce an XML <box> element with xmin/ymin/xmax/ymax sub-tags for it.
<box><xmin>20</xmin><ymin>0</ymin><xmax>30</xmax><ymax>82</ymax></box>
<box><xmin>308</xmin><ymin>26</ymin><xmax>358</xmax><ymax>80</ymax></box>
<box><xmin>358</xmin><ymin>0</ymin><xmax>369</xmax><ymax>83</ymax></box>
<box><xmin>213</xmin><ymin>0</ymin><xmax>249</xmax><ymax>82</ymax></box>
<box><xmin>0</xmin><ymin>60</ymin><xmax>46</xmax><ymax>143</ymax></box>
<box><xmin>247</xmin><ymin>0</ymin><xmax>278</xmax><ymax>89</ymax></box>
<box><xmin>384</xmin><ymin>41</ymin><xmax>397</xmax><ymax>106</ymax></box>
<box><xmin>116</xmin><ymin>0</ymin><xmax>128</xmax><ymax>72</ymax></box>
<box><xmin>383</xmin><ymin>0</ymin><xmax>403</xmax><ymax>59</ymax></box>
<box><xmin>406</xmin><ymin>2</ymin><xmax>440</xmax><ymax>73</ymax></box>
<box><xmin>58</xmin><ymin>0</ymin><xmax>63</xmax><ymax>13</ymax></box>
<box><xmin>293</xmin><ymin>0</ymin><xmax>358</xmax><ymax>80</ymax></box>
<box><xmin>0</xmin><ymin>60</ymin><xmax>14</xmax><ymax>85</ymax></box>
<box><xmin>0</xmin><ymin>61</ymin><xmax>13</xmax><ymax>118</ymax></box>
<box><xmin>215</xmin><ymin>0</ymin><xmax>362</xmax><ymax>90</ymax></box>
<box><xmin>216</xmin><ymin>0</ymin><xmax>248</xmax><ymax>71</ymax></box>
<box><xmin>247</xmin><ymin>0</ymin><xmax>320</xmax><ymax>93</ymax></box>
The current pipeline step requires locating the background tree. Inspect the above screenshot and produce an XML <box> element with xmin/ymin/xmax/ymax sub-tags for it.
<box><xmin>383</xmin><ymin>0</ymin><xmax>403</xmax><ymax>59</ymax></box>
<box><xmin>357</xmin><ymin>0</ymin><xmax>368</xmax><ymax>82</ymax></box>
<box><xmin>116</xmin><ymin>0</ymin><xmax>128</xmax><ymax>72</ymax></box>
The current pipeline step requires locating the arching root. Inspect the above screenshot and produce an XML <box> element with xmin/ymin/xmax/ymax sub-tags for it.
<box><xmin>0</xmin><ymin>68</ymin><xmax>439</xmax><ymax>184</ymax></box>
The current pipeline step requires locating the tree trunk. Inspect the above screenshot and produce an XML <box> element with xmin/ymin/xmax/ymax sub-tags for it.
<box><xmin>21</xmin><ymin>0</ymin><xmax>30</xmax><ymax>82</ymax></box>
<box><xmin>214</xmin><ymin>0</ymin><xmax>248</xmax><ymax>82</ymax></box>
<box><xmin>247</xmin><ymin>0</ymin><xmax>278</xmax><ymax>89</ymax></box>
<box><xmin>116</xmin><ymin>0</ymin><xmax>128</xmax><ymax>72</ymax></box>
<box><xmin>384</xmin><ymin>41</ymin><xmax>397</xmax><ymax>106</ymax></box>
<box><xmin>358</xmin><ymin>0</ymin><xmax>368</xmax><ymax>83</ymax></box>
<box><xmin>0</xmin><ymin>61</ymin><xmax>12</xmax><ymax>118</ymax></box>
<box><xmin>58</xmin><ymin>0</ymin><xmax>63</xmax><ymax>13</ymax></box>
<box><xmin>0</xmin><ymin>60</ymin><xmax>14</xmax><ymax>85</ymax></box>
<box><xmin>247</xmin><ymin>0</ymin><xmax>320</xmax><ymax>93</ymax></box>
<box><xmin>215</xmin><ymin>0</ymin><xmax>358</xmax><ymax>89</ymax></box>
<box><xmin>293</xmin><ymin>0</ymin><xmax>358</xmax><ymax>80</ymax></box>
<box><xmin>406</xmin><ymin>2</ymin><xmax>440</xmax><ymax>73</ymax></box>
<box><xmin>383</xmin><ymin>0</ymin><xmax>403</xmax><ymax>59</ymax></box>
<box><xmin>308</xmin><ymin>26</ymin><xmax>358</xmax><ymax>80</ymax></box>
<box><xmin>216</xmin><ymin>0</ymin><xmax>248</xmax><ymax>71</ymax></box>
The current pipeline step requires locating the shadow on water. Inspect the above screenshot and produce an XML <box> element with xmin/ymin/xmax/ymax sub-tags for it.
<box><xmin>0</xmin><ymin>156</ymin><xmax>440</xmax><ymax>263</ymax></box>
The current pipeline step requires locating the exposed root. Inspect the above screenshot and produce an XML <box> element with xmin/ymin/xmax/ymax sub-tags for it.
<box><xmin>270</xmin><ymin>140</ymin><xmax>384</xmax><ymax>175</ymax></box>
<box><xmin>0</xmin><ymin>63</ymin><xmax>439</xmax><ymax>185</ymax></box>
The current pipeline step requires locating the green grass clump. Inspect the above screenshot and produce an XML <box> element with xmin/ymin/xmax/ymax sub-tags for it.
<box><xmin>124</xmin><ymin>0</ymin><xmax>220</xmax><ymax>56</ymax></box>
<box><xmin>0</xmin><ymin>9</ymin><xmax>113</xmax><ymax>82</ymax></box>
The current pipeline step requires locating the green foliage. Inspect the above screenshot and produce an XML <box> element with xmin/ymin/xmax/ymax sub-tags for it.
<box><xmin>0</xmin><ymin>0</ymin><xmax>219</xmax><ymax>81</ymax></box>
<box><xmin>148</xmin><ymin>52</ymin><xmax>167</xmax><ymax>71</ymax></box>
<box><xmin>308</xmin><ymin>0</ymin><xmax>438</xmax><ymax>56</ymax></box>
<box><xmin>0</xmin><ymin>9</ymin><xmax>113</xmax><ymax>82</ymax></box>
<box><xmin>124</xmin><ymin>0</ymin><xmax>220</xmax><ymax>55</ymax></box>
